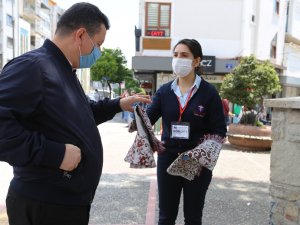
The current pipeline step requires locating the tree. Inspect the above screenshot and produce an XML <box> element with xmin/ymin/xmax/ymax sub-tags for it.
<box><xmin>124</xmin><ymin>77</ymin><xmax>143</xmax><ymax>93</ymax></box>
<box><xmin>90</xmin><ymin>48</ymin><xmax>135</xmax><ymax>97</ymax></box>
<box><xmin>220</xmin><ymin>55</ymin><xmax>281</xmax><ymax>125</ymax></box>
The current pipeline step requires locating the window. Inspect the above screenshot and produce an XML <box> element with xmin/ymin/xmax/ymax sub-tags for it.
<box><xmin>145</xmin><ymin>2</ymin><xmax>171</xmax><ymax>37</ymax></box>
<box><xmin>6</xmin><ymin>14</ymin><xmax>13</xmax><ymax>27</ymax></box>
<box><xmin>274</xmin><ymin>0</ymin><xmax>280</xmax><ymax>14</ymax></box>
<box><xmin>285</xmin><ymin>1</ymin><xmax>290</xmax><ymax>32</ymax></box>
<box><xmin>271</xmin><ymin>45</ymin><xmax>276</xmax><ymax>59</ymax></box>
<box><xmin>270</xmin><ymin>33</ymin><xmax>277</xmax><ymax>59</ymax></box>
<box><xmin>20</xmin><ymin>28</ymin><xmax>29</xmax><ymax>54</ymax></box>
<box><xmin>7</xmin><ymin>37</ymin><xmax>13</xmax><ymax>49</ymax></box>
<box><xmin>31</xmin><ymin>35</ymin><xmax>36</xmax><ymax>47</ymax></box>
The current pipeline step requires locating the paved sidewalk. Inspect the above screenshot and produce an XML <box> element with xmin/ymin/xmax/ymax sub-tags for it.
<box><xmin>0</xmin><ymin>114</ymin><xmax>271</xmax><ymax>225</ymax></box>
<box><xmin>90</xmin><ymin>117</ymin><xmax>271</xmax><ymax>225</ymax></box>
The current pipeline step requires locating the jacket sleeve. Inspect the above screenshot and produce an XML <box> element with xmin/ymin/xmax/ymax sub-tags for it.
<box><xmin>146</xmin><ymin>87</ymin><xmax>163</xmax><ymax>125</ymax></box>
<box><xmin>207</xmin><ymin>87</ymin><xmax>227</xmax><ymax>137</ymax></box>
<box><xmin>0</xmin><ymin>57</ymin><xmax>65</xmax><ymax>168</ymax></box>
<box><xmin>89</xmin><ymin>97</ymin><xmax>122</xmax><ymax>125</ymax></box>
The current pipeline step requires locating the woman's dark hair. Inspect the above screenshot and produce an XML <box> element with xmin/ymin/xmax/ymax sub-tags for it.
<box><xmin>55</xmin><ymin>2</ymin><xmax>110</xmax><ymax>36</ymax></box>
<box><xmin>173</xmin><ymin>39</ymin><xmax>203</xmax><ymax>74</ymax></box>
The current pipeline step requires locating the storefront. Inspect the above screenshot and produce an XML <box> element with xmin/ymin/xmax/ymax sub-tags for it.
<box><xmin>132</xmin><ymin>55</ymin><xmax>239</xmax><ymax>93</ymax></box>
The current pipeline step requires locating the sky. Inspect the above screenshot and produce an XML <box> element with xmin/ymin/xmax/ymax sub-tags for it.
<box><xmin>54</xmin><ymin>0</ymin><xmax>139</xmax><ymax>67</ymax></box>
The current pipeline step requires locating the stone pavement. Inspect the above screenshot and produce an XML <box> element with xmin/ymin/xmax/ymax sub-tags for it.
<box><xmin>0</xmin><ymin>113</ymin><xmax>271</xmax><ymax>225</ymax></box>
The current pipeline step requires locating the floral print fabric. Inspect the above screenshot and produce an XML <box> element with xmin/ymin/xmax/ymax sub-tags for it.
<box><xmin>124</xmin><ymin>105</ymin><xmax>165</xmax><ymax>168</ymax></box>
<box><xmin>167</xmin><ymin>134</ymin><xmax>225</xmax><ymax>180</ymax></box>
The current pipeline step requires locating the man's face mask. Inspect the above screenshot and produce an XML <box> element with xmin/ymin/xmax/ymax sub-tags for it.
<box><xmin>172</xmin><ymin>58</ymin><xmax>193</xmax><ymax>77</ymax></box>
<box><xmin>79</xmin><ymin>34</ymin><xmax>102</xmax><ymax>68</ymax></box>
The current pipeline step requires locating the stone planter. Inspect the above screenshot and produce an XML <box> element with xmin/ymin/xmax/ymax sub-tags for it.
<box><xmin>227</xmin><ymin>124</ymin><xmax>272</xmax><ymax>151</ymax></box>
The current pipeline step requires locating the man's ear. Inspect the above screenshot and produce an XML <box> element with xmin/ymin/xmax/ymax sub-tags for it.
<box><xmin>74</xmin><ymin>28</ymin><xmax>86</xmax><ymax>46</ymax></box>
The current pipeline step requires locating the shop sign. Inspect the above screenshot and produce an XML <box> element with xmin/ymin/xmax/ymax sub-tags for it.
<box><xmin>201</xmin><ymin>56</ymin><xmax>215</xmax><ymax>74</ymax></box>
<box><xmin>146</xmin><ymin>30</ymin><xmax>165</xmax><ymax>37</ymax></box>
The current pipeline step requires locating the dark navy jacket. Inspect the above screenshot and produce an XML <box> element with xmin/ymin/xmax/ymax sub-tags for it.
<box><xmin>0</xmin><ymin>40</ymin><xmax>122</xmax><ymax>205</ymax></box>
<box><xmin>147</xmin><ymin>78</ymin><xmax>227</xmax><ymax>153</ymax></box>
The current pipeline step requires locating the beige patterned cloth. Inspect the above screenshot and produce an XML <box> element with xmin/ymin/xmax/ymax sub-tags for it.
<box><xmin>167</xmin><ymin>134</ymin><xmax>225</xmax><ymax>181</ymax></box>
<box><xmin>124</xmin><ymin>105</ymin><xmax>165</xmax><ymax>168</ymax></box>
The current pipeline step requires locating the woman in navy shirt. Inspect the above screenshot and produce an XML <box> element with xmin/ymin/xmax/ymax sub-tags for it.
<box><xmin>146</xmin><ymin>39</ymin><xmax>227</xmax><ymax>225</ymax></box>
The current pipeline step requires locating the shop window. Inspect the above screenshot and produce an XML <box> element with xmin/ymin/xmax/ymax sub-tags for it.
<box><xmin>145</xmin><ymin>2</ymin><xmax>171</xmax><ymax>37</ymax></box>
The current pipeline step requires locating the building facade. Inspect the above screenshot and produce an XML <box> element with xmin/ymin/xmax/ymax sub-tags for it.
<box><xmin>49</xmin><ymin>0</ymin><xmax>63</xmax><ymax>39</ymax></box>
<box><xmin>132</xmin><ymin>0</ymin><xmax>293</xmax><ymax>96</ymax></box>
<box><xmin>18</xmin><ymin>17</ymin><xmax>31</xmax><ymax>56</ymax></box>
<box><xmin>0</xmin><ymin>0</ymin><xmax>93</xmax><ymax>93</ymax></box>
<box><xmin>19</xmin><ymin>0</ymin><xmax>52</xmax><ymax>50</ymax></box>
<box><xmin>0</xmin><ymin>0</ymin><xmax>58</xmax><ymax>69</ymax></box>
<box><xmin>0</xmin><ymin>0</ymin><xmax>19</xmax><ymax>68</ymax></box>
<box><xmin>282</xmin><ymin>0</ymin><xmax>300</xmax><ymax>97</ymax></box>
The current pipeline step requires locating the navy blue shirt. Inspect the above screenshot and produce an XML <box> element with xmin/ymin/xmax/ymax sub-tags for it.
<box><xmin>0</xmin><ymin>40</ymin><xmax>122</xmax><ymax>205</ymax></box>
<box><xmin>147</xmin><ymin>76</ymin><xmax>227</xmax><ymax>153</ymax></box>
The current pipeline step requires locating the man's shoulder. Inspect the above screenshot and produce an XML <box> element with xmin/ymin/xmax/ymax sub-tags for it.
<box><xmin>1</xmin><ymin>46</ymin><xmax>55</xmax><ymax>78</ymax></box>
<box><xmin>14</xmin><ymin>46</ymin><xmax>48</xmax><ymax>63</ymax></box>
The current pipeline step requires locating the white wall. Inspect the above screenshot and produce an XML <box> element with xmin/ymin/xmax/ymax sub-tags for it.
<box><xmin>138</xmin><ymin>0</ymin><xmax>287</xmax><ymax>64</ymax></box>
<box><xmin>255</xmin><ymin>0</ymin><xmax>286</xmax><ymax>64</ymax></box>
<box><xmin>172</xmin><ymin>0</ymin><xmax>244</xmax><ymax>58</ymax></box>
<box><xmin>240</xmin><ymin>0</ymin><xmax>257</xmax><ymax>56</ymax></box>
<box><xmin>284</xmin><ymin>43</ymin><xmax>300</xmax><ymax>78</ymax></box>
<box><xmin>287</xmin><ymin>0</ymin><xmax>300</xmax><ymax>39</ymax></box>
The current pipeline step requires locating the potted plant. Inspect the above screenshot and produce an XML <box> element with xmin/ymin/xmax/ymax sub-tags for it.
<box><xmin>220</xmin><ymin>55</ymin><xmax>281</xmax><ymax>150</ymax></box>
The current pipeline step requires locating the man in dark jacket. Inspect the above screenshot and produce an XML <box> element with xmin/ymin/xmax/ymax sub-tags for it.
<box><xmin>0</xmin><ymin>3</ymin><xmax>150</xmax><ymax>225</ymax></box>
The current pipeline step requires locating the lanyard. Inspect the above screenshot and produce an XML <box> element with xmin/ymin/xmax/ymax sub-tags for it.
<box><xmin>176</xmin><ymin>87</ymin><xmax>195</xmax><ymax>122</ymax></box>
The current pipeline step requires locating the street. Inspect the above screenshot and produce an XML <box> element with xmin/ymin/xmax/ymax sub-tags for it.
<box><xmin>0</xmin><ymin>114</ymin><xmax>271</xmax><ymax>225</ymax></box>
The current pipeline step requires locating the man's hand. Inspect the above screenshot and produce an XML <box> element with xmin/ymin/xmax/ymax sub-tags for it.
<box><xmin>120</xmin><ymin>95</ymin><xmax>152</xmax><ymax>112</ymax></box>
<box><xmin>59</xmin><ymin>144</ymin><xmax>81</xmax><ymax>171</ymax></box>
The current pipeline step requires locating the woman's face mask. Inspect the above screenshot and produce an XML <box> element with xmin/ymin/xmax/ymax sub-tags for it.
<box><xmin>79</xmin><ymin>34</ymin><xmax>102</xmax><ymax>68</ymax></box>
<box><xmin>172</xmin><ymin>58</ymin><xmax>193</xmax><ymax>77</ymax></box>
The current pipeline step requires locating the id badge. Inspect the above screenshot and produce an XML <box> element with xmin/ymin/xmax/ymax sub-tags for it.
<box><xmin>170</xmin><ymin>122</ymin><xmax>190</xmax><ymax>139</ymax></box>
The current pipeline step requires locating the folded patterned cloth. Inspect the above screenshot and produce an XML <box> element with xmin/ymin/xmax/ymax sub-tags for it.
<box><xmin>167</xmin><ymin>134</ymin><xmax>225</xmax><ymax>180</ymax></box>
<box><xmin>125</xmin><ymin>105</ymin><xmax>165</xmax><ymax>168</ymax></box>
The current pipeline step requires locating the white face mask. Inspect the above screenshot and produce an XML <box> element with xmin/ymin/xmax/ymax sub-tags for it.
<box><xmin>172</xmin><ymin>58</ymin><xmax>193</xmax><ymax>77</ymax></box>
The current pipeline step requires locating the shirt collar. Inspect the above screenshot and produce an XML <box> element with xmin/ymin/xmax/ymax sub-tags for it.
<box><xmin>171</xmin><ymin>74</ymin><xmax>202</xmax><ymax>91</ymax></box>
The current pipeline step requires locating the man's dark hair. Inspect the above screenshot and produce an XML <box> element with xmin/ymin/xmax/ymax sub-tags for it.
<box><xmin>55</xmin><ymin>2</ymin><xmax>110</xmax><ymax>36</ymax></box>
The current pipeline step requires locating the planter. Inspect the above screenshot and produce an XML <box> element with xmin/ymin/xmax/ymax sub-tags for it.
<box><xmin>227</xmin><ymin>124</ymin><xmax>272</xmax><ymax>151</ymax></box>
